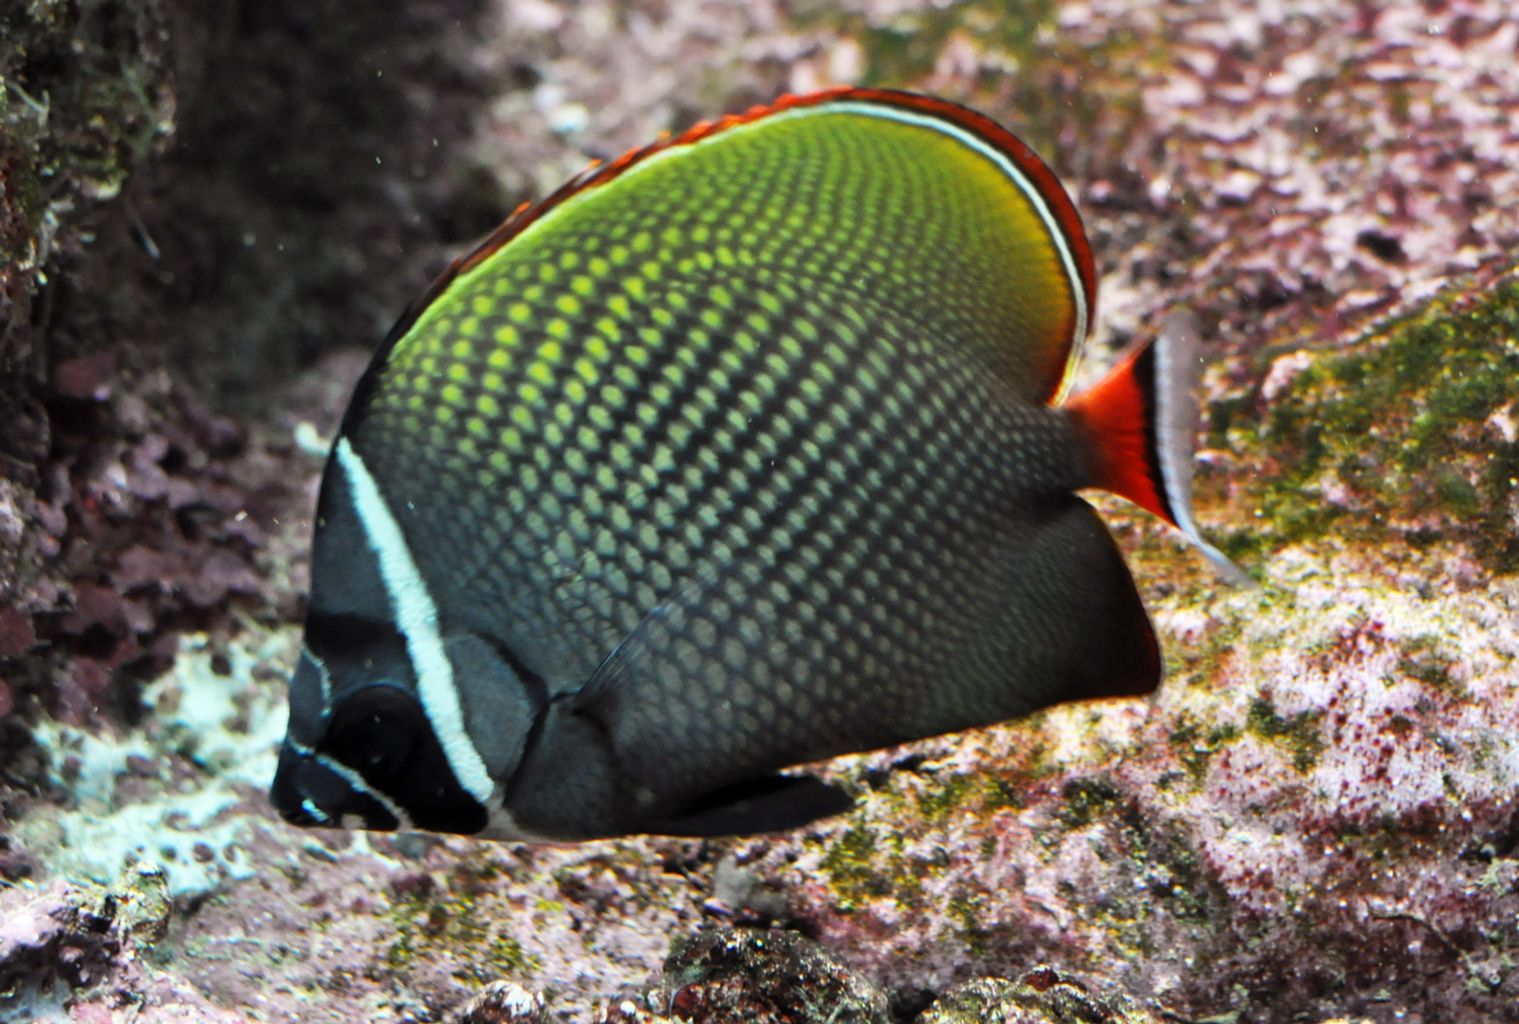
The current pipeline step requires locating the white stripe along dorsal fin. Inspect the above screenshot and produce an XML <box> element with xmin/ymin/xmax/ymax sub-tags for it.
<box><xmin>334</xmin><ymin>438</ymin><xmax>496</xmax><ymax>804</ymax></box>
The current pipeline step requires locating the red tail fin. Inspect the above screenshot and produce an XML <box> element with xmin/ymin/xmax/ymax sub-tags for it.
<box><xmin>1065</xmin><ymin>313</ymin><xmax>1246</xmax><ymax>581</ymax></box>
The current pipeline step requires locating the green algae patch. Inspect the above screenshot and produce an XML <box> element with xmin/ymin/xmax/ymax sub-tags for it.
<box><xmin>1224</xmin><ymin>276</ymin><xmax>1519</xmax><ymax>573</ymax></box>
<box><xmin>383</xmin><ymin>867</ymin><xmax>535</xmax><ymax>983</ymax></box>
<box><xmin>947</xmin><ymin>892</ymin><xmax>1001</xmax><ymax>957</ymax></box>
<box><xmin>1246</xmin><ymin>698</ymin><xmax>1324</xmax><ymax>774</ymax></box>
<box><xmin>821</xmin><ymin>822</ymin><xmax>887</xmax><ymax>912</ymax></box>
<box><xmin>1169</xmin><ymin>716</ymin><xmax>1241</xmax><ymax>783</ymax></box>
<box><xmin>916</xmin><ymin>771</ymin><xmax>978</xmax><ymax>822</ymax></box>
<box><xmin>1058</xmin><ymin>775</ymin><xmax>1125</xmax><ymax>829</ymax></box>
<box><xmin>1397</xmin><ymin>634</ymin><xmax>1459</xmax><ymax>691</ymax></box>
<box><xmin>979</xmin><ymin>773</ymin><xmax>1028</xmax><ymax>811</ymax></box>
<box><xmin>818</xmin><ymin>798</ymin><xmax>943</xmax><ymax>914</ymax></box>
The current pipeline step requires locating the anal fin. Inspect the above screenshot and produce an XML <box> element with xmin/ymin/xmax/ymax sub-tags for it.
<box><xmin>651</xmin><ymin>773</ymin><xmax>853</xmax><ymax>837</ymax></box>
<box><xmin>996</xmin><ymin>496</ymin><xmax>1161</xmax><ymax>704</ymax></box>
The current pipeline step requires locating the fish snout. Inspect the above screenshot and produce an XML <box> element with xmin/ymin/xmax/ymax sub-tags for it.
<box><xmin>270</xmin><ymin>741</ymin><xmax>400</xmax><ymax>831</ymax></box>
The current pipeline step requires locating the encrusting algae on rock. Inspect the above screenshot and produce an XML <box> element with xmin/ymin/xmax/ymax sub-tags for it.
<box><xmin>1217</xmin><ymin>274</ymin><xmax>1519</xmax><ymax>574</ymax></box>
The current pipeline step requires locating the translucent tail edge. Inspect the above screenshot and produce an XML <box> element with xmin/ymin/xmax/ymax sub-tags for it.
<box><xmin>1065</xmin><ymin>311</ymin><xmax>1248</xmax><ymax>584</ymax></box>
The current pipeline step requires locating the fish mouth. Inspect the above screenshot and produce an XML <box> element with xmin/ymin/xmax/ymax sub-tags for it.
<box><xmin>270</xmin><ymin>741</ymin><xmax>401</xmax><ymax>831</ymax></box>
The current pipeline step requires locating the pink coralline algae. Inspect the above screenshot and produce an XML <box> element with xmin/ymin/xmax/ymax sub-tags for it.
<box><xmin>0</xmin><ymin>337</ymin><xmax>323</xmax><ymax>753</ymax></box>
<box><xmin>1050</xmin><ymin>0</ymin><xmax>1519</xmax><ymax>355</ymax></box>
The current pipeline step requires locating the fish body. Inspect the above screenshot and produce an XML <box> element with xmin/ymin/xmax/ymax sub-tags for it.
<box><xmin>270</xmin><ymin>88</ymin><xmax>1236</xmax><ymax>840</ymax></box>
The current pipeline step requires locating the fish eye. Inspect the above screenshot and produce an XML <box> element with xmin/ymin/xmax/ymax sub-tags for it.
<box><xmin>324</xmin><ymin>685</ymin><xmax>422</xmax><ymax>791</ymax></box>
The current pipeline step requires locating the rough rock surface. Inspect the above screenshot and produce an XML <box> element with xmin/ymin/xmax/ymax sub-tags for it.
<box><xmin>2</xmin><ymin>2</ymin><xmax>1517</xmax><ymax>1023</ymax></box>
<box><xmin>449</xmin><ymin>981</ymin><xmax>546</xmax><ymax>1024</ymax></box>
<box><xmin>652</xmin><ymin>927</ymin><xmax>891</xmax><ymax>1023</ymax></box>
<box><xmin>918</xmin><ymin>971</ymin><xmax>1160</xmax><ymax>1024</ymax></box>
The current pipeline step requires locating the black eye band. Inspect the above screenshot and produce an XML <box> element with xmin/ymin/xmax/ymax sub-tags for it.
<box><xmin>303</xmin><ymin>611</ymin><xmax>406</xmax><ymax>659</ymax></box>
<box><xmin>272</xmin><ymin>742</ymin><xmax>401</xmax><ymax>831</ymax></box>
<box><xmin>323</xmin><ymin>685</ymin><xmax>423</xmax><ymax>792</ymax></box>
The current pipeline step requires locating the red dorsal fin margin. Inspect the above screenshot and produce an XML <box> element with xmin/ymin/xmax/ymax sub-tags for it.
<box><xmin>1064</xmin><ymin>313</ymin><xmax>1246</xmax><ymax>581</ymax></box>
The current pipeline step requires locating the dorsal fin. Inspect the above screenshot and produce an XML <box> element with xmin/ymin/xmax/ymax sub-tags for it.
<box><xmin>355</xmin><ymin>88</ymin><xmax>1096</xmax><ymax>415</ymax></box>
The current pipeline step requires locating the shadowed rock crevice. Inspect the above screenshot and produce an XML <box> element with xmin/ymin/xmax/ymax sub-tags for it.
<box><xmin>0</xmin><ymin>0</ymin><xmax>503</xmax><ymax>751</ymax></box>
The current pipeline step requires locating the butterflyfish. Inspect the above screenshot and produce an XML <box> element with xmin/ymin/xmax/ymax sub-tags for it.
<box><xmin>269</xmin><ymin>88</ymin><xmax>1239</xmax><ymax>841</ymax></box>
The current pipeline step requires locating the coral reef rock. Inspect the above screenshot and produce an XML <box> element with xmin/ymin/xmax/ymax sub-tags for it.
<box><xmin>450</xmin><ymin>981</ymin><xmax>547</xmax><ymax>1024</ymax></box>
<box><xmin>918</xmin><ymin>970</ymin><xmax>1159</xmax><ymax>1024</ymax></box>
<box><xmin>595</xmin><ymin>926</ymin><xmax>891</xmax><ymax>1024</ymax></box>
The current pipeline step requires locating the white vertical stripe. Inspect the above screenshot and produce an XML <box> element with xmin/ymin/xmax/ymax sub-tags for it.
<box><xmin>335</xmin><ymin>438</ymin><xmax>496</xmax><ymax>802</ymax></box>
<box><xmin>301</xmin><ymin>646</ymin><xmax>333</xmax><ymax>706</ymax></box>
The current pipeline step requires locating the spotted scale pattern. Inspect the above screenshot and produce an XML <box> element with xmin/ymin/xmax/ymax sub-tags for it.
<box><xmin>345</xmin><ymin>97</ymin><xmax>1131</xmax><ymax>832</ymax></box>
